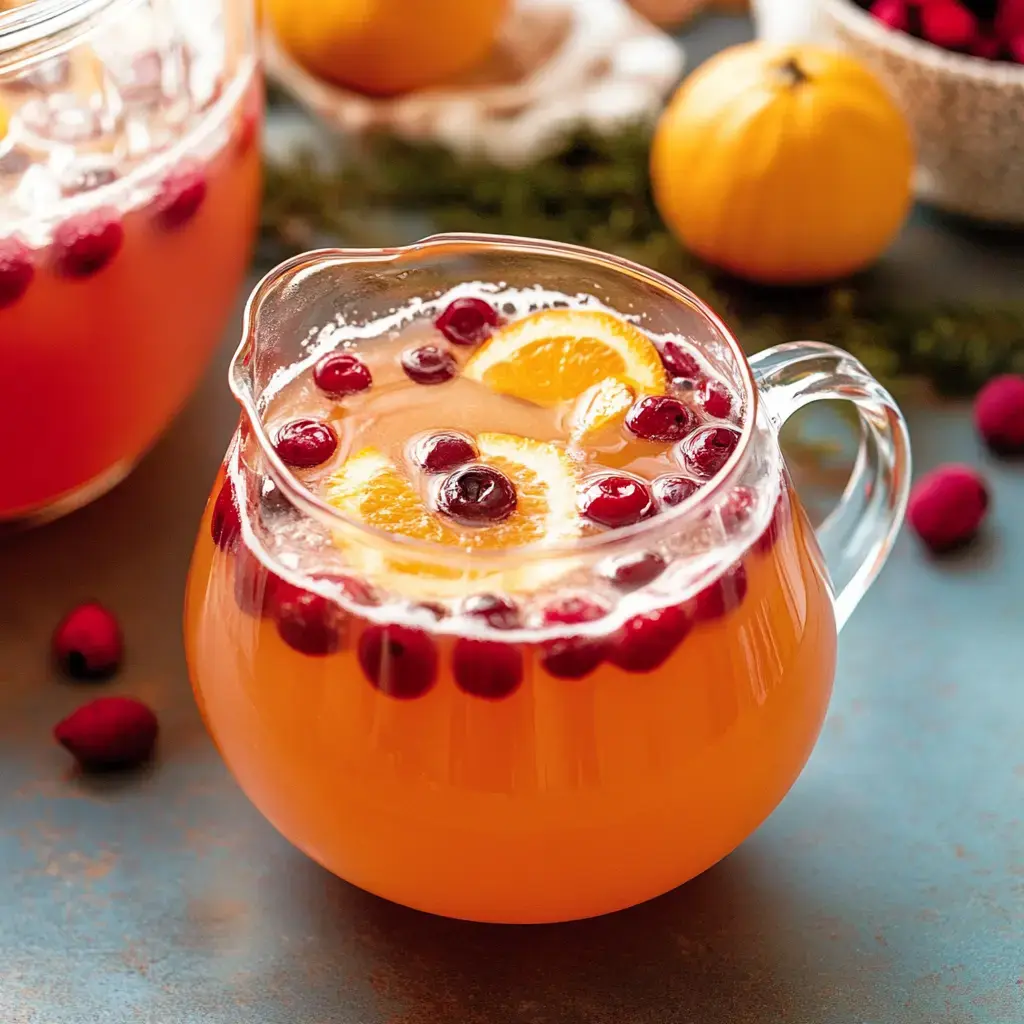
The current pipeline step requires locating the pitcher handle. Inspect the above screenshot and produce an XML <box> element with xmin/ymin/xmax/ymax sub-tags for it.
<box><xmin>749</xmin><ymin>341</ymin><xmax>912</xmax><ymax>632</ymax></box>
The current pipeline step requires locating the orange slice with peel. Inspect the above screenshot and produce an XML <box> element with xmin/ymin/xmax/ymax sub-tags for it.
<box><xmin>322</xmin><ymin>433</ymin><xmax>582</xmax><ymax>597</ymax></box>
<box><xmin>463</xmin><ymin>309</ymin><xmax>667</xmax><ymax>407</ymax></box>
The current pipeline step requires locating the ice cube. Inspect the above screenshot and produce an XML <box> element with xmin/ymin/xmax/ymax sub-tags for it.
<box><xmin>15</xmin><ymin>164</ymin><xmax>60</xmax><ymax>212</ymax></box>
<box><xmin>18</xmin><ymin>93</ymin><xmax>105</xmax><ymax>145</ymax></box>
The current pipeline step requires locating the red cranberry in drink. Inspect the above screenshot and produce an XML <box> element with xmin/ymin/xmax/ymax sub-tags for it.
<box><xmin>0</xmin><ymin>236</ymin><xmax>33</xmax><ymax>308</ymax></box>
<box><xmin>625</xmin><ymin>395</ymin><xmax>696</xmax><ymax>442</ymax></box>
<box><xmin>603</xmin><ymin>551</ymin><xmax>667</xmax><ymax>590</ymax></box>
<box><xmin>437</xmin><ymin>465</ymin><xmax>517</xmax><ymax>525</ymax></box>
<box><xmin>358</xmin><ymin>624</ymin><xmax>438</xmax><ymax>699</ymax></box>
<box><xmin>693</xmin><ymin>563</ymin><xmax>748</xmax><ymax>622</ymax></box>
<box><xmin>211</xmin><ymin>477</ymin><xmax>241</xmax><ymax>551</ymax></box>
<box><xmin>695</xmin><ymin>379</ymin><xmax>735</xmax><ymax>421</ymax></box>
<box><xmin>52</xmin><ymin>602</ymin><xmax>123</xmax><ymax>679</ymax></box>
<box><xmin>869</xmin><ymin>0</ymin><xmax>909</xmax><ymax>31</ymax></box>
<box><xmin>658</xmin><ymin>339</ymin><xmax>702</xmax><ymax>382</ymax></box>
<box><xmin>412</xmin><ymin>432</ymin><xmax>477</xmax><ymax>473</ymax></box>
<box><xmin>453</xmin><ymin>638</ymin><xmax>524</xmax><ymax>699</ymax></box>
<box><xmin>974</xmin><ymin>374</ymin><xmax>1024</xmax><ymax>454</ymax></box>
<box><xmin>154</xmin><ymin>161</ymin><xmax>207</xmax><ymax>229</ymax></box>
<box><xmin>401</xmin><ymin>344</ymin><xmax>457</xmax><ymax>385</ymax></box>
<box><xmin>580</xmin><ymin>475</ymin><xmax>653</xmax><ymax>528</ymax></box>
<box><xmin>274</xmin><ymin>418</ymin><xmax>338</xmax><ymax>469</ymax></box>
<box><xmin>54</xmin><ymin>696</ymin><xmax>158</xmax><ymax>772</ymax></box>
<box><xmin>679</xmin><ymin>426</ymin><xmax>741</xmax><ymax>479</ymax></box>
<box><xmin>435</xmin><ymin>296</ymin><xmax>500</xmax><ymax>346</ymax></box>
<box><xmin>608</xmin><ymin>604</ymin><xmax>692</xmax><ymax>673</ymax></box>
<box><xmin>718</xmin><ymin>486</ymin><xmax>756</xmax><ymax>530</ymax></box>
<box><xmin>970</xmin><ymin>30</ymin><xmax>1002</xmax><ymax>59</ymax></box>
<box><xmin>462</xmin><ymin>593</ymin><xmax>522</xmax><ymax>629</ymax></box>
<box><xmin>540</xmin><ymin>595</ymin><xmax>609</xmax><ymax>680</ymax></box>
<box><xmin>653</xmin><ymin>475</ymin><xmax>698</xmax><ymax>510</ymax></box>
<box><xmin>313</xmin><ymin>352</ymin><xmax>373</xmax><ymax>397</ymax></box>
<box><xmin>271</xmin><ymin>582</ymin><xmax>347</xmax><ymax>656</ymax></box>
<box><xmin>921</xmin><ymin>0</ymin><xmax>977</xmax><ymax>48</ymax></box>
<box><xmin>53</xmin><ymin>208</ymin><xmax>124</xmax><ymax>278</ymax></box>
<box><xmin>998</xmin><ymin>0</ymin><xmax>1024</xmax><ymax>42</ymax></box>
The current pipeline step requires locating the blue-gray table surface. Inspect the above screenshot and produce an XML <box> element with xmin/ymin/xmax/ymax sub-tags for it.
<box><xmin>2</xmin><ymin>13</ymin><xmax>1023</xmax><ymax>1024</ymax></box>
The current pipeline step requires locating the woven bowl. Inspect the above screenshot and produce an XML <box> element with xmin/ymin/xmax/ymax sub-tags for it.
<box><xmin>820</xmin><ymin>0</ymin><xmax>1024</xmax><ymax>224</ymax></box>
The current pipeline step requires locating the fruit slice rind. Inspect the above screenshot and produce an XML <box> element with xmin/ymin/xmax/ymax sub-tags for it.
<box><xmin>463</xmin><ymin>309</ymin><xmax>668</xmax><ymax>407</ymax></box>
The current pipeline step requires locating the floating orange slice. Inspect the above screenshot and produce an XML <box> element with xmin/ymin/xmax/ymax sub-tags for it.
<box><xmin>463</xmin><ymin>309</ymin><xmax>667</xmax><ymax>408</ymax></box>
<box><xmin>322</xmin><ymin>433</ymin><xmax>582</xmax><ymax>596</ymax></box>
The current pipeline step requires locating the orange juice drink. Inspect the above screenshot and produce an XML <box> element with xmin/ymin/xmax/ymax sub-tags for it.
<box><xmin>0</xmin><ymin>0</ymin><xmax>260</xmax><ymax>524</ymax></box>
<box><xmin>185</xmin><ymin>238</ymin><xmax>911</xmax><ymax>923</ymax></box>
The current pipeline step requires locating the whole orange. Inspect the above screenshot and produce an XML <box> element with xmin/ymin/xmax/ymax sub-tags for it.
<box><xmin>267</xmin><ymin>0</ymin><xmax>510</xmax><ymax>98</ymax></box>
<box><xmin>651</xmin><ymin>43</ymin><xmax>914</xmax><ymax>285</ymax></box>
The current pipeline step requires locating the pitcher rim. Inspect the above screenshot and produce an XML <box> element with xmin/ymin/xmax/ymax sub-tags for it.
<box><xmin>228</xmin><ymin>233</ymin><xmax>763</xmax><ymax>564</ymax></box>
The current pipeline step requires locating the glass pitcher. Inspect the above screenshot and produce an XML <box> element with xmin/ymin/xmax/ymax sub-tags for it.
<box><xmin>184</xmin><ymin>234</ymin><xmax>910</xmax><ymax>924</ymax></box>
<box><xmin>0</xmin><ymin>0</ymin><xmax>261</xmax><ymax>525</ymax></box>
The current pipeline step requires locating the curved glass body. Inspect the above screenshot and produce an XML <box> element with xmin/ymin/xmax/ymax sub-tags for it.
<box><xmin>0</xmin><ymin>0</ymin><xmax>261</xmax><ymax>524</ymax></box>
<box><xmin>184</xmin><ymin>236</ymin><xmax>910</xmax><ymax>924</ymax></box>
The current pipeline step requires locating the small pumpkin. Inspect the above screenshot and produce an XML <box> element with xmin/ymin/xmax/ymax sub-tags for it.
<box><xmin>650</xmin><ymin>43</ymin><xmax>915</xmax><ymax>285</ymax></box>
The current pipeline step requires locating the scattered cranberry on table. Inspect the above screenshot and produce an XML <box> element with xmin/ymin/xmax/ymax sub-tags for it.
<box><xmin>54</xmin><ymin>696</ymin><xmax>158</xmax><ymax>772</ymax></box>
<box><xmin>52</xmin><ymin>602</ymin><xmax>123</xmax><ymax>680</ymax></box>
<box><xmin>974</xmin><ymin>373</ymin><xmax>1024</xmax><ymax>454</ymax></box>
<box><xmin>908</xmin><ymin>463</ymin><xmax>989</xmax><ymax>552</ymax></box>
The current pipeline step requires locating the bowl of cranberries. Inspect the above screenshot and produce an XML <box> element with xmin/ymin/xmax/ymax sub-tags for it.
<box><xmin>821</xmin><ymin>0</ymin><xmax>1024</xmax><ymax>223</ymax></box>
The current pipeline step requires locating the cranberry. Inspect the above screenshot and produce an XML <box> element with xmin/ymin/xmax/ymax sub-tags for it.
<box><xmin>154</xmin><ymin>161</ymin><xmax>207</xmax><ymax>228</ymax></box>
<box><xmin>970</xmin><ymin>30</ymin><xmax>1002</xmax><ymax>59</ymax></box>
<box><xmin>717</xmin><ymin>486</ymin><xmax>756</xmax><ymax>530</ymax></box>
<box><xmin>679</xmin><ymin>426</ymin><xmax>741</xmax><ymax>479</ymax></box>
<box><xmin>0</xmin><ymin>236</ymin><xmax>33</xmax><ymax>308</ymax></box>
<box><xmin>1011</xmin><ymin>35</ymin><xmax>1024</xmax><ymax>62</ymax></box>
<box><xmin>271</xmin><ymin>582</ymin><xmax>347</xmax><ymax>656</ymax></box>
<box><xmin>435</xmin><ymin>296</ymin><xmax>500</xmax><ymax>346</ymax></box>
<box><xmin>462</xmin><ymin>593</ymin><xmax>521</xmax><ymax>629</ymax></box>
<box><xmin>625</xmin><ymin>395</ymin><xmax>696</xmax><ymax>442</ymax></box>
<box><xmin>608</xmin><ymin>605</ymin><xmax>692</xmax><ymax>673</ymax></box>
<box><xmin>908</xmin><ymin>464</ymin><xmax>989</xmax><ymax>552</ymax></box>
<box><xmin>693</xmin><ymin>563</ymin><xmax>748</xmax><ymax>622</ymax></box>
<box><xmin>53</xmin><ymin>208</ymin><xmax>123</xmax><ymax>278</ymax></box>
<box><xmin>274</xmin><ymin>418</ymin><xmax>338</xmax><ymax>468</ymax></box>
<box><xmin>658</xmin><ymin>340</ymin><xmax>702</xmax><ymax>382</ymax></box>
<box><xmin>52</xmin><ymin>602</ymin><xmax>122</xmax><ymax>679</ymax></box>
<box><xmin>412</xmin><ymin>432</ymin><xmax>477</xmax><ymax>473</ymax></box>
<box><xmin>210</xmin><ymin>477</ymin><xmax>241</xmax><ymax>551</ymax></box>
<box><xmin>580</xmin><ymin>475</ymin><xmax>653</xmax><ymax>528</ymax></box>
<box><xmin>603</xmin><ymin>551</ymin><xmax>666</xmax><ymax>590</ymax></box>
<box><xmin>401</xmin><ymin>344</ymin><xmax>457</xmax><ymax>385</ymax></box>
<box><xmin>437</xmin><ymin>465</ymin><xmax>517</xmax><ymax>525</ymax></box>
<box><xmin>997</xmin><ymin>0</ymin><xmax>1024</xmax><ymax>41</ymax></box>
<box><xmin>54</xmin><ymin>697</ymin><xmax>158</xmax><ymax>772</ymax></box>
<box><xmin>921</xmin><ymin>0</ymin><xmax>977</xmax><ymax>49</ymax></box>
<box><xmin>313</xmin><ymin>352</ymin><xmax>372</xmax><ymax>397</ymax></box>
<box><xmin>974</xmin><ymin>374</ymin><xmax>1024</xmax><ymax>454</ymax></box>
<box><xmin>653</xmin><ymin>474</ymin><xmax>698</xmax><ymax>509</ymax></box>
<box><xmin>452</xmin><ymin>638</ymin><xmax>524</xmax><ymax>699</ymax></box>
<box><xmin>233</xmin><ymin>547</ymin><xmax>280</xmax><ymax>618</ymax></box>
<box><xmin>540</xmin><ymin>595</ymin><xmax>609</xmax><ymax>680</ymax></box>
<box><xmin>358</xmin><ymin>625</ymin><xmax>438</xmax><ymax>699</ymax></box>
<box><xmin>869</xmin><ymin>0</ymin><xmax>909</xmax><ymax>31</ymax></box>
<box><xmin>696</xmin><ymin>379</ymin><xmax>735</xmax><ymax>421</ymax></box>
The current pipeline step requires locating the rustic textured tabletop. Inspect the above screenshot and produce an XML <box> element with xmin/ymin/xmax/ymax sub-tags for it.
<box><xmin>2</xmin><ymin>14</ymin><xmax>1024</xmax><ymax>1024</ymax></box>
